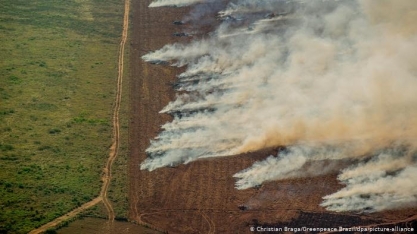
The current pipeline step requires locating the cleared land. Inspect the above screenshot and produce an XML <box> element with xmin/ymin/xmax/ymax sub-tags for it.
<box><xmin>129</xmin><ymin>1</ymin><xmax>417</xmax><ymax>233</ymax></box>
<box><xmin>0</xmin><ymin>0</ymin><xmax>128</xmax><ymax>233</ymax></box>
<box><xmin>57</xmin><ymin>217</ymin><xmax>160</xmax><ymax>234</ymax></box>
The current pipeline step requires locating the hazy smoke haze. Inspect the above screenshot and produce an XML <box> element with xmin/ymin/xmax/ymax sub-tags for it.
<box><xmin>149</xmin><ymin>0</ymin><xmax>207</xmax><ymax>8</ymax></box>
<box><xmin>141</xmin><ymin>0</ymin><xmax>417</xmax><ymax>212</ymax></box>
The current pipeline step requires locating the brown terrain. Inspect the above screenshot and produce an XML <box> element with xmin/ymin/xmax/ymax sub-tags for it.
<box><xmin>128</xmin><ymin>1</ymin><xmax>417</xmax><ymax>233</ymax></box>
<box><xmin>57</xmin><ymin>217</ymin><xmax>160</xmax><ymax>234</ymax></box>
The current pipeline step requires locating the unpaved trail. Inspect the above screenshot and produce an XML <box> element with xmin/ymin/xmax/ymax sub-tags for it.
<box><xmin>100</xmin><ymin>0</ymin><xmax>130</xmax><ymax>222</ymax></box>
<box><xmin>29</xmin><ymin>0</ymin><xmax>130</xmax><ymax>233</ymax></box>
<box><xmin>201</xmin><ymin>211</ymin><xmax>215</xmax><ymax>234</ymax></box>
<box><xmin>29</xmin><ymin>198</ymin><xmax>102</xmax><ymax>234</ymax></box>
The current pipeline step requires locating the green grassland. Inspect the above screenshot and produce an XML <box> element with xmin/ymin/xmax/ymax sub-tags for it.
<box><xmin>0</xmin><ymin>0</ymin><xmax>128</xmax><ymax>233</ymax></box>
<box><xmin>82</xmin><ymin>36</ymin><xmax>130</xmax><ymax>222</ymax></box>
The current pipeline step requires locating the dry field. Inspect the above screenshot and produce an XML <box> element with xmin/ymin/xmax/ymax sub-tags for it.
<box><xmin>128</xmin><ymin>1</ymin><xmax>417</xmax><ymax>233</ymax></box>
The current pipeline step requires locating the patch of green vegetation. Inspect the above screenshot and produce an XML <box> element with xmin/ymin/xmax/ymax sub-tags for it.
<box><xmin>0</xmin><ymin>0</ymin><xmax>125</xmax><ymax>233</ymax></box>
<box><xmin>81</xmin><ymin>7</ymin><xmax>131</xmax><ymax>222</ymax></box>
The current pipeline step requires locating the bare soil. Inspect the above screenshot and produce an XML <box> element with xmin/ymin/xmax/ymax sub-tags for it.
<box><xmin>57</xmin><ymin>218</ymin><xmax>160</xmax><ymax>234</ymax></box>
<box><xmin>128</xmin><ymin>1</ymin><xmax>417</xmax><ymax>233</ymax></box>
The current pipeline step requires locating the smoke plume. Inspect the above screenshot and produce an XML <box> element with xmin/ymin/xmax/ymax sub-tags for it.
<box><xmin>149</xmin><ymin>0</ymin><xmax>208</xmax><ymax>8</ymax></box>
<box><xmin>141</xmin><ymin>0</ymin><xmax>417</xmax><ymax>212</ymax></box>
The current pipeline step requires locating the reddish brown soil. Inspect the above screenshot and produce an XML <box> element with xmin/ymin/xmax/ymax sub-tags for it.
<box><xmin>128</xmin><ymin>1</ymin><xmax>417</xmax><ymax>233</ymax></box>
<box><xmin>57</xmin><ymin>218</ymin><xmax>160</xmax><ymax>234</ymax></box>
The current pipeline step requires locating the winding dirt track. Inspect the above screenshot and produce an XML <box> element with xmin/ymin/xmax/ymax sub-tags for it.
<box><xmin>29</xmin><ymin>1</ymin><xmax>130</xmax><ymax>233</ymax></box>
<box><xmin>101</xmin><ymin>0</ymin><xmax>130</xmax><ymax>222</ymax></box>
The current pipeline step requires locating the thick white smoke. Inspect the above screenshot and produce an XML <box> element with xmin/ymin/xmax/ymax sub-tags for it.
<box><xmin>142</xmin><ymin>0</ymin><xmax>417</xmax><ymax>212</ymax></box>
<box><xmin>149</xmin><ymin>0</ymin><xmax>207</xmax><ymax>8</ymax></box>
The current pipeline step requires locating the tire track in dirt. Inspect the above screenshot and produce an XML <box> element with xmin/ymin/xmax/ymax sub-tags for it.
<box><xmin>201</xmin><ymin>211</ymin><xmax>215</xmax><ymax>234</ymax></box>
<box><xmin>29</xmin><ymin>1</ymin><xmax>130</xmax><ymax>233</ymax></box>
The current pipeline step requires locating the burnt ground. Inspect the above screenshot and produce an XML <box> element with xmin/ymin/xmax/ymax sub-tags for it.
<box><xmin>57</xmin><ymin>218</ymin><xmax>160</xmax><ymax>234</ymax></box>
<box><xmin>128</xmin><ymin>1</ymin><xmax>417</xmax><ymax>233</ymax></box>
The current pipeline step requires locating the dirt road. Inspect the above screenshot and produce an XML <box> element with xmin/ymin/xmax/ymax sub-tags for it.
<box><xmin>29</xmin><ymin>0</ymin><xmax>130</xmax><ymax>233</ymax></box>
<box><xmin>100</xmin><ymin>0</ymin><xmax>130</xmax><ymax>222</ymax></box>
<box><xmin>29</xmin><ymin>198</ymin><xmax>102</xmax><ymax>234</ymax></box>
